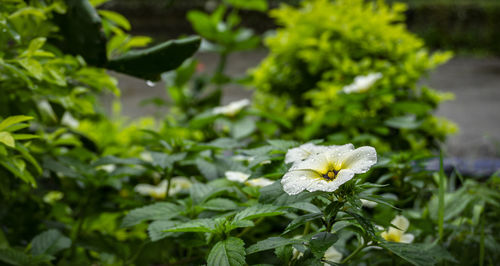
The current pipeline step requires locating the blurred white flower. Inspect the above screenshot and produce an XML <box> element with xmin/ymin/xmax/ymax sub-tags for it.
<box><xmin>225</xmin><ymin>171</ymin><xmax>273</xmax><ymax>188</ymax></box>
<box><xmin>213</xmin><ymin>99</ymin><xmax>250</xmax><ymax>117</ymax></box>
<box><xmin>61</xmin><ymin>112</ymin><xmax>79</xmax><ymax>128</ymax></box>
<box><xmin>323</xmin><ymin>245</ymin><xmax>343</xmax><ymax>265</ymax></box>
<box><xmin>342</xmin><ymin>73</ymin><xmax>382</xmax><ymax>94</ymax></box>
<box><xmin>361</xmin><ymin>199</ymin><xmax>378</xmax><ymax>208</ymax></box>
<box><xmin>135</xmin><ymin>177</ymin><xmax>192</xmax><ymax>199</ymax></box>
<box><xmin>281</xmin><ymin>144</ymin><xmax>377</xmax><ymax>195</ymax></box>
<box><xmin>381</xmin><ymin>215</ymin><xmax>414</xmax><ymax>243</ymax></box>
<box><xmin>225</xmin><ymin>171</ymin><xmax>250</xmax><ymax>183</ymax></box>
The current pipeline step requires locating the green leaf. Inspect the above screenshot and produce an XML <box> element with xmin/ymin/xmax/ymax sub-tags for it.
<box><xmin>98</xmin><ymin>10</ymin><xmax>130</xmax><ymax>30</ymax></box>
<box><xmin>231</xmin><ymin>117</ymin><xmax>256</xmax><ymax>139</ymax></box>
<box><xmin>246</xmin><ymin>237</ymin><xmax>303</xmax><ymax>255</ymax></box>
<box><xmin>0</xmin><ymin>159</ymin><xmax>36</xmax><ymax>186</ymax></box>
<box><xmin>224</xmin><ymin>0</ymin><xmax>268</xmax><ymax>11</ymax></box>
<box><xmin>233</xmin><ymin>204</ymin><xmax>283</xmax><ymax>221</ymax></box>
<box><xmin>267</xmin><ymin>139</ymin><xmax>300</xmax><ymax>151</ymax></box>
<box><xmin>53</xmin><ymin>0</ymin><xmax>108</xmax><ymax>66</ymax></box>
<box><xmin>345</xmin><ymin>211</ymin><xmax>376</xmax><ymax>238</ymax></box>
<box><xmin>164</xmin><ymin>219</ymin><xmax>217</xmax><ymax>233</ymax></box>
<box><xmin>259</xmin><ymin>181</ymin><xmax>322</xmax><ymax>206</ymax></box>
<box><xmin>121</xmin><ymin>202</ymin><xmax>182</xmax><ymax>227</ymax></box>
<box><xmin>0</xmin><ymin>132</ymin><xmax>15</xmax><ymax>148</ymax></box>
<box><xmin>91</xmin><ymin>155</ymin><xmax>143</xmax><ymax>166</ymax></box>
<box><xmin>107</xmin><ymin>36</ymin><xmax>201</xmax><ymax>81</ymax></box>
<box><xmin>201</xmin><ymin>198</ymin><xmax>239</xmax><ymax>211</ymax></box>
<box><xmin>0</xmin><ymin>116</ymin><xmax>33</xmax><ymax>131</ymax></box>
<box><xmin>148</xmin><ymin>220</ymin><xmax>181</xmax><ymax>242</ymax></box>
<box><xmin>309</xmin><ymin>232</ymin><xmax>338</xmax><ymax>259</ymax></box>
<box><xmin>150</xmin><ymin>152</ymin><xmax>186</xmax><ymax>170</ymax></box>
<box><xmin>196</xmin><ymin>158</ymin><xmax>219</xmax><ymax>180</ymax></box>
<box><xmin>379</xmin><ymin>242</ymin><xmax>451</xmax><ymax>266</ymax></box>
<box><xmin>0</xmin><ymin>248</ymin><xmax>31</xmax><ymax>266</ymax></box>
<box><xmin>384</xmin><ymin>115</ymin><xmax>421</xmax><ymax>129</ymax></box>
<box><xmin>31</xmin><ymin>229</ymin><xmax>71</xmax><ymax>256</ymax></box>
<box><xmin>207</xmin><ymin>237</ymin><xmax>246</xmax><ymax>266</ymax></box>
<box><xmin>283</xmin><ymin>213</ymin><xmax>322</xmax><ymax>234</ymax></box>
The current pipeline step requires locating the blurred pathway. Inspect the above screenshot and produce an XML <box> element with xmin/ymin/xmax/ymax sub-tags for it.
<box><xmin>110</xmin><ymin>52</ymin><xmax>500</xmax><ymax>158</ymax></box>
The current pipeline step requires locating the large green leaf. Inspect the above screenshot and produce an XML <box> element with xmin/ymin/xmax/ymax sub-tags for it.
<box><xmin>207</xmin><ymin>237</ymin><xmax>246</xmax><ymax>266</ymax></box>
<box><xmin>107</xmin><ymin>36</ymin><xmax>201</xmax><ymax>81</ymax></box>
<box><xmin>52</xmin><ymin>0</ymin><xmax>107</xmax><ymax>66</ymax></box>
<box><xmin>30</xmin><ymin>229</ymin><xmax>71</xmax><ymax>256</ymax></box>
<box><xmin>164</xmin><ymin>219</ymin><xmax>217</xmax><ymax>233</ymax></box>
<box><xmin>379</xmin><ymin>241</ymin><xmax>455</xmax><ymax>266</ymax></box>
<box><xmin>309</xmin><ymin>232</ymin><xmax>338</xmax><ymax>259</ymax></box>
<box><xmin>0</xmin><ymin>116</ymin><xmax>33</xmax><ymax>131</ymax></box>
<box><xmin>121</xmin><ymin>202</ymin><xmax>182</xmax><ymax>227</ymax></box>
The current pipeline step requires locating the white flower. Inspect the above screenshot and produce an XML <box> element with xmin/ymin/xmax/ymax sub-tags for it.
<box><xmin>381</xmin><ymin>215</ymin><xmax>414</xmax><ymax>243</ymax></box>
<box><xmin>323</xmin><ymin>246</ymin><xmax>343</xmax><ymax>265</ymax></box>
<box><xmin>134</xmin><ymin>177</ymin><xmax>192</xmax><ymax>199</ymax></box>
<box><xmin>225</xmin><ymin>171</ymin><xmax>250</xmax><ymax>183</ymax></box>
<box><xmin>61</xmin><ymin>112</ymin><xmax>79</xmax><ymax>128</ymax></box>
<box><xmin>342</xmin><ymin>73</ymin><xmax>382</xmax><ymax>94</ymax></box>
<box><xmin>225</xmin><ymin>171</ymin><xmax>273</xmax><ymax>188</ymax></box>
<box><xmin>285</xmin><ymin>143</ymin><xmax>330</xmax><ymax>164</ymax></box>
<box><xmin>213</xmin><ymin>99</ymin><xmax>250</xmax><ymax>116</ymax></box>
<box><xmin>281</xmin><ymin>144</ymin><xmax>377</xmax><ymax>195</ymax></box>
<box><xmin>361</xmin><ymin>199</ymin><xmax>378</xmax><ymax>208</ymax></box>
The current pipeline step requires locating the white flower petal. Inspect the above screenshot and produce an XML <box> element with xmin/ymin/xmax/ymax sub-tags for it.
<box><xmin>400</xmin><ymin>234</ymin><xmax>414</xmax><ymax>243</ymax></box>
<box><xmin>285</xmin><ymin>143</ymin><xmax>329</xmax><ymax>164</ymax></box>
<box><xmin>342</xmin><ymin>73</ymin><xmax>382</xmax><ymax>94</ymax></box>
<box><xmin>330</xmin><ymin>169</ymin><xmax>355</xmax><ymax>188</ymax></box>
<box><xmin>391</xmin><ymin>215</ymin><xmax>410</xmax><ymax>232</ymax></box>
<box><xmin>213</xmin><ymin>99</ymin><xmax>250</xmax><ymax>116</ymax></box>
<box><xmin>282</xmin><ymin>169</ymin><xmax>320</xmax><ymax>195</ymax></box>
<box><xmin>247</xmin><ymin>178</ymin><xmax>274</xmax><ymax>187</ymax></box>
<box><xmin>323</xmin><ymin>246</ymin><xmax>343</xmax><ymax>264</ymax></box>
<box><xmin>225</xmin><ymin>171</ymin><xmax>250</xmax><ymax>183</ymax></box>
<box><xmin>323</xmin><ymin>144</ymin><xmax>356</xmax><ymax>170</ymax></box>
<box><xmin>361</xmin><ymin>199</ymin><xmax>378</xmax><ymax>208</ymax></box>
<box><xmin>290</xmin><ymin>152</ymin><xmax>330</xmax><ymax>174</ymax></box>
<box><xmin>341</xmin><ymin>146</ymin><xmax>377</xmax><ymax>174</ymax></box>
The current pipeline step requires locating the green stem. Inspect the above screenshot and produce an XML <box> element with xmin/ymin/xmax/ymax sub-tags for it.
<box><xmin>165</xmin><ymin>168</ymin><xmax>173</xmax><ymax>199</ymax></box>
<box><xmin>237</xmin><ymin>217</ymin><xmax>265</xmax><ymax>238</ymax></box>
<box><xmin>303</xmin><ymin>221</ymin><xmax>310</xmax><ymax>236</ymax></box>
<box><xmin>341</xmin><ymin>241</ymin><xmax>366</xmax><ymax>264</ymax></box>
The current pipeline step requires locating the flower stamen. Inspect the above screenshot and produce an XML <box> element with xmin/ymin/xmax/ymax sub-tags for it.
<box><xmin>322</xmin><ymin>169</ymin><xmax>339</xmax><ymax>181</ymax></box>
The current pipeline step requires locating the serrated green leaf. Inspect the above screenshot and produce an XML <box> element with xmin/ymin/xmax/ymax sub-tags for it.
<box><xmin>121</xmin><ymin>202</ymin><xmax>182</xmax><ymax>227</ymax></box>
<box><xmin>246</xmin><ymin>237</ymin><xmax>303</xmax><ymax>255</ymax></box>
<box><xmin>259</xmin><ymin>181</ymin><xmax>323</xmax><ymax>206</ymax></box>
<box><xmin>309</xmin><ymin>232</ymin><xmax>338</xmax><ymax>259</ymax></box>
<box><xmin>283</xmin><ymin>213</ymin><xmax>322</xmax><ymax>234</ymax></box>
<box><xmin>207</xmin><ymin>237</ymin><xmax>246</xmax><ymax>266</ymax></box>
<box><xmin>196</xmin><ymin>158</ymin><xmax>219</xmax><ymax>180</ymax></box>
<box><xmin>164</xmin><ymin>219</ymin><xmax>216</xmax><ymax>233</ymax></box>
<box><xmin>31</xmin><ymin>229</ymin><xmax>71</xmax><ymax>256</ymax></box>
<box><xmin>201</xmin><ymin>198</ymin><xmax>238</xmax><ymax>211</ymax></box>
<box><xmin>0</xmin><ymin>248</ymin><xmax>31</xmax><ymax>265</ymax></box>
<box><xmin>267</xmin><ymin>139</ymin><xmax>300</xmax><ymax>151</ymax></box>
<box><xmin>148</xmin><ymin>220</ymin><xmax>181</xmax><ymax>242</ymax></box>
<box><xmin>150</xmin><ymin>152</ymin><xmax>186</xmax><ymax>170</ymax></box>
<box><xmin>379</xmin><ymin>242</ymin><xmax>438</xmax><ymax>266</ymax></box>
<box><xmin>231</xmin><ymin>117</ymin><xmax>256</xmax><ymax>139</ymax></box>
<box><xmin>234</xmin><ymin>204</ymin><xmax>283</xmax><ymax>221</ymax></box>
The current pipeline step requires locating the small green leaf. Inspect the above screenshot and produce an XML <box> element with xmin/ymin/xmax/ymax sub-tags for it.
<box><xmin>224</xmin><ymin>0</ymin><xmax>268</xmax><ymax>11</ymax></box>
<box><xmin>0</xmin><ymin>116</ymin><xmax>33</xmax><ymax>131</ymax></box>
<box><xmin>207</xmin><ymin>237</ymin><xmax>246</xmax><ymax>266</ymax></box>
<box><xmin>164</xmin><ymin>219</ymin><xmax>216</xmax><ymax>233</ymax></box>
<box><xmin>150</xmin><ymin>152</ymin><xmax>186</xmax><ymax>170</ymax></box>
<box><xmin>148</xmin><ymin>220</ymin><xmax>181</xmax><ymax>242</ymax></box>
<box><xmin>98</xmin><ymin>10</ymin><xmax>130</xmax><ymax>30</ymax></box>
<box><xmin>234</xmin><ymin>204</ymin><xmax>283</xmax><ymax>221</ymax></box>
<box><xmin>196</xmin><ymin>158</ymin><xmax>219</xmax><ymax>180</ymax></box>
<box><xmin>309</xmin><ymin>232</ymin><xmax>338</xmax><ymax>259</ymax></box>
<box><xmin>121</xmin><ymin>202</ymin><xmax>182</xmax><ymax>227</ymax></box>
<box><xmin>201</xmin><ymin>198</ymin><xmax>239</xmax><ymax>211</ymax></box>
<box><xmin>384</xmin><ymin>115</ymin><xmax>421</xmax><ymax>129</ymax></box>
<box><xmin>0</xmin><ymin>132</ymin><xmax>15</xmax><ymax>148</ymax></box>
<box><xmin>31</xmin><ymin>229</ymin><xmax>71</xmax><ymax>256</ymax></box>
<box><xmin>267</xmin><ymin>139</ymin><xmax>300</xmax><ymax>151</ymax></box>
<box><xmin>246</xmin><ymin>237</ymin><xmax>303</xmax><ymax>255</ymax></box>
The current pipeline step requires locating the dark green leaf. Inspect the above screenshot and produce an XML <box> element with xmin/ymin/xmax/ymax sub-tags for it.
<box><xmin>233</xmin><ymin>204</ymin><xmax>283</xmax><ymax>221</ymax></box>
<box><xmin>246</xmin><ymin>237</ymin><xmax>303</xmax><ymax>255</ymax></box>
<box><xmin>283</xmin><ymin>213</ymin><xmax>323</xmax><ymax>234</ymax></box>
<box><xmin>164</xmin><ymin>219</ymin><xmax>217</xmax><ymax>233</ymax></box>
<box><xmin>309</xmin><ymin>232</ymin><xmax>338</xmax><ymax>259</ymax></box>
<box><xmin>207</xmin><ymin>237</ymin><xmax>246</xmax><ymax>266</ymax></box>
<box><xmin>148</xmin><ymin>220</ymin><xmax>181</xmax><ymax>242</ymax></box>
<box><xmin>107</xmin><ymin>36</ymin><xmax>201</xmax><ymax>81</ymax></box>
<box><xmin>30</xmin><ymin>229</ymin><xmax>71</xmax><ymax>256</ymax></box>
<box><xmin>121</xmin><ymin>202</ymin><xmax>182</xmax><ymax>227</ymax></box>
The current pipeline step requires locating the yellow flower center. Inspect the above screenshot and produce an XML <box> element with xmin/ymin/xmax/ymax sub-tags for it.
<box><xmin>322</xmin><ymin>169</ymin><xmax>339</xmax><ymax>181</ymax></box>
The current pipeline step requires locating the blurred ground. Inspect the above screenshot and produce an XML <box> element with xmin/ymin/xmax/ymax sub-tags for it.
<box><xmin>109</xmin><ymin>51</ymin><xmax>500</xmax><ymax>158</ymax></box>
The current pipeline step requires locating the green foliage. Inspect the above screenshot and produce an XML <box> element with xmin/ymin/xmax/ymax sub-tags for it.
<box><xmin>252</xmin><ymin>0</ymin><xmax>456</xmax><ymax>153</ymax></box>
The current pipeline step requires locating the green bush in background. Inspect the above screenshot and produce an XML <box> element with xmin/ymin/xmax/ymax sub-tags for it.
<box><xmin>252</xmin><ymin>0</ymin><xmax>457</xmax><ymax>153</ymax></box>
